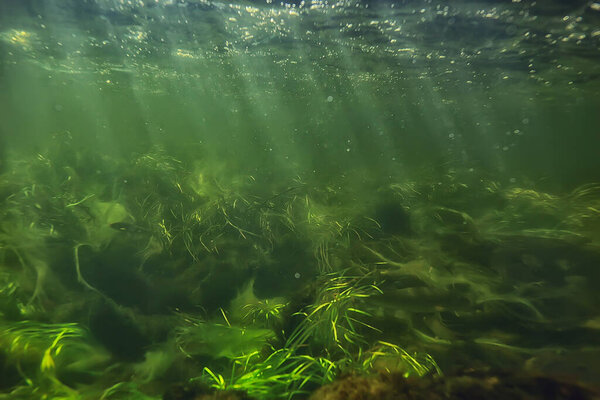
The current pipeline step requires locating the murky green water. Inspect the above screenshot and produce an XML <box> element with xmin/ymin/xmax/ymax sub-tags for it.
<box><xmin>1</xmin><ymin>1</ymin><xmax>600</xmax><ymax>399</ymax></box>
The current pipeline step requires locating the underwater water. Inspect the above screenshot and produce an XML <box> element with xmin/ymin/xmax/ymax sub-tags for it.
<box><xmin>1</xmin><ymin>0</ymin><xmax>600</xmax><ymax>398</ymax></box>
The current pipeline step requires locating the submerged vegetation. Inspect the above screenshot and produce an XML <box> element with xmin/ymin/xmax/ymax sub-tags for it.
<box><xmin>1</xmin><ymin>138</ymin><xmax>599</xmax><ymax>399</ymax></box>
<box><xmin>1</xmin><ymin>0</ymin><xmax>600</xmax><ymax>398</ymax></box>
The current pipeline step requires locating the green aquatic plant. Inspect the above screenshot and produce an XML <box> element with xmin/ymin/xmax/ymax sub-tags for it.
<box><xmin>191</xmin><ymin>266</ymin><xmax>440</xmax><ymax>399</ymax></box>
<box><xmin>496</xmin><ymin>183</ymin><xmax>600</xmax><ymax>239</ymax></box>
<box><xmin>0</xmin><ymin>321</ymin><xmax>89</xmax><ymax>399</ymax></box>
<box><xmin>287</xmin><ymin>270</ymin><xmax>382</xmax><ymax>356</ymax></box>
<box><xmin>194</xmin><ymin>268</ymin><xmax>439</xmax><ymax>399</ymax></box>
<box><xmin>176</xmin><ymin>309</ymin><xmax>336</xmax><ymax>398</ymax></box>
<box><xmin>562</xmin><ymin>183</ymin><xmax>600</xmax><ymax>238</ymax></box>
<box><xmin>254</xmin><ymin>185</ymin><xmax>373</xmax><ymax>275</ymax></box>
<box><xmin>201</xmin><ymin>345</ymin><xmax>340</xmax><ymax>399</ymax></box>
<box><xmin>175</xmin><ymin>314</ymin><xmax>275</xmax><ymax>360</ymax></box>
<box><xmin>200</xmin><ymin>340</ymin><xmax>441</xmax><ymax>400</ymax></box>
<box><xmin>0</xmin><ymin>321</ymin><xmax>83</xmax><ymax>366</ymax></box>
<box><xmin>0</xmin><ymin>236</ymin><xmax>53</xmax><ymax>310</ymax></box>
<box><xmin>125</xmin><ymin>157</ymin><xmax>265</xmax><ymax>261</ymax></box>
<box><xmin>0</xmin><ymin>148</ymin><xmax>454</xmax><ymax>399</ymax></box>
<box><xmin>360</xmin><ymin>341</ymin><xmax>441</xmax><ymax>377</ymax></box>
<box><xmin>0</xmin><ymin>273</ymin><xmax>20</xmax><ymax>318</ymax></box>
<box><xmin>243</xmin><ymin>299</ymin><xmax>288</xmax><ymax>329</ymax></box>
<box><xmin>100</xmin><ymin>382</ymin><xmax>160</xmax><ymax>400</ymax></box>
